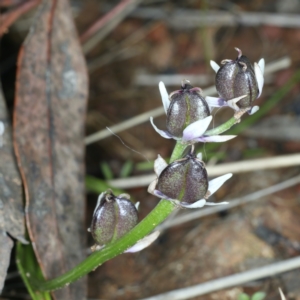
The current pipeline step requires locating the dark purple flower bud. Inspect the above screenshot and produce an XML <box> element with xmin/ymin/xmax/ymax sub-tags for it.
<box><xmin>166</xmin><ymin>80</ymin><xmax>210</xmax><ymax>138</ymax></box>
<box><xmin>156</xmin><ymin>150</ymin><xmax>208</xmax><ymax>204</ymax></box>
<box><xmin>215</xmin><ymin>48</ymin><xmax>259</xmax><ymax>109</ymax></box>
<box><xmin>90</xmin><ymin>190</ymin><xmax>138</xmax><ymax>246</ymax></box>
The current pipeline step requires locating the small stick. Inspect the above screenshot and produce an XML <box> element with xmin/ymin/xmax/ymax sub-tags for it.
<box><xmin>80</xmin><ymin>0</ymin><xmax>142</xmax><ymax>54</ymax></box>
<box><xmin>140</xmin><ymin>256</ymin><xmax>300</xmax><ymax>300</ymax></box>
<box><xmin>0</xmin><ymin>0</ymin><xmax>40</xmax><ymax>36</ymax></box>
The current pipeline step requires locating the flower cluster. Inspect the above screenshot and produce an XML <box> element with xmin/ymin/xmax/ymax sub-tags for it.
<box><xmin>89</xmin><ymin>48</ymin><xmax>265</xmax><ymax>251</ymax></box>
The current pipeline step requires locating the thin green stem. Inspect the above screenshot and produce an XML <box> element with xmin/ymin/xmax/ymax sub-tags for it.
<box><xmin>170</xmin><ymin>141</ymin><xmax>187</xmax><ymax>162</ymax></box>
<box><xmin>204</xmin><ymin>116</ymin><xmax>237</xmax><ymax>136</ymax></box>
<box><xmin>35</xmin><ymin>141</ymin><xmax>188</xmax><ymax>292</ymax></box>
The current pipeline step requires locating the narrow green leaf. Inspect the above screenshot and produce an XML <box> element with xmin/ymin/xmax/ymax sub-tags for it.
<box><xmin>85</xmin><ymin>175</ymin><xmax>123</xmax><ymax>195</ymax></box>
<box><xmin>100</xmin><ymin>162</ymin><xmax>114</xmax><ymax>180</ymax></box>
<box><xmin>16</xmin><ymin>241</ymin><xmax>51</xmax><ymax>300</ymax></box>
<box><xmin>136</xmin><ymin>160</ymin><xmax>154</xmax><ymax>171</ymax></box>
<box><xmin>120</xmin><ymin>160</ymin><xmax>133</xmax><ymax>178</ymax></box>
<box><xmin>252</xmin><ymin>292</ymin><xmax>266</xmax><ymax>300</ymax></box>
<box><xmin>242</xmin><ymin>148</ymin><xmax>266</xmax><ymax>159</ymax></box>
<box><xmin>238</xmin><ymin>293</ymin><xmax>250</xmax><ymax>300</ymax></box>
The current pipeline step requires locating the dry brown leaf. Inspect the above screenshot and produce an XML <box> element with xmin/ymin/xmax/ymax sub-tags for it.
<box><xmin>0</xmin><ymin>233</ymin><xmax>13</xmax><ymax>293</ymax></box>
<box><xmin>14</xmin><ymin>0</ymin><xmax>88</xmax><ymax>298</ymax></box>
<box><xmin>0</xmin><ymin>83</ymin><xmax>26</xmax><ymax>293</ymax></box>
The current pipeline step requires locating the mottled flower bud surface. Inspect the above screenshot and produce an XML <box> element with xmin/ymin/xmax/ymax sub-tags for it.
<box><xmin>156</xmin><ymin>152</ymin><xmax>208</xmax><ymax>204</ymax></box>
<box><xmin>215</xmin><ymin>49</ymin><xmax>259</xmax><ymax>109</ymax></box>
<box><xmin>166</xmin><ymin>81</ymin><xmax>210</xmax><ymax>138</ymax></box>
<box><xmin>90</xmin><ymin>191</ymin><xmax>138</xmax><ymax>246</ymax></box>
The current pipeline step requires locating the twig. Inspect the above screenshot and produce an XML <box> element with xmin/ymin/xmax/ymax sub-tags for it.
<box><xmin>81</xmin><ymin>0</ymin><xmax>143</xmax><ymax>54</ymax></box>
<box><xmin>88</xmin><ymin>21</ymin><xmax>161</xmax><ymax>73</ymax></box>
<box><xmin>134</xmin><ymin>74</ymin><xmax>212</xmax><ymax>86</ymax></box>
<box><xmin>0</xmin><ymin>0</ymin><xmax>40</xmax><ymax>36</ymax></box>
<box><xmin>279</xmin><ymin>288</ymin><xmax>286</xmax><ymax>300</ymax></box>
<box><xmin>84</xmin><ymin>56</ymin><xmax>290</xmax><ymax>145</ymax></box>
<box><xmin>0</xmin><ymin>0</ymin><xmax>24</xmax><ymax>7</ymax></box>
<box><xmin>107</xmin><ymin>153</ymin><xmax>300</xmax><ymax>189</ymax></box>
<box><xmin>139</xmin><ymin>255</ymin><xmax>300</xmax><ymax>300</ymax></box>
<box><xmin>157</xmin><ymin>174</ymin><xmax>300</xmax><ymax>230</ymax></box>
<box><xmin>85</xmin><ymin>107</ymin><xmax>165</xmax><ymax>145</ymax></box>
<box><xmin>131</xmin><ymin>8</ymin><xmax>300</xmax><ymax>29</ymax></box>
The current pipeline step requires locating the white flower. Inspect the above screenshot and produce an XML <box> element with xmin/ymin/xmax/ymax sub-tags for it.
<box><xmin>150</xmin><ymin>81</ymin><xmax>236</xmax><ymax>143</ymax></box>
<box><xmin>148</xmin><ymin>154</ymin><xmax>232</xmax><ymax>209</ymax></box>
<box><xmin>207</xmin><ymin>48</ymin><xmax>265</xmax><ymax>115</ymax></box>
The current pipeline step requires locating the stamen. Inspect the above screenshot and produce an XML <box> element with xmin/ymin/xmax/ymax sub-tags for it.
<box><xmin>234</xmin><ymin>47</ymin><xmax>242</xmax><ymax>58</ymax></box>
<box><xmin>238</xmin><ymin>61</ymin><xmax>247</xmax><ymax>71</ymax></box>
<box><xmin>221</xmin><ymin>59</ymin><xmax>232</xmax><ymax>65</ymax></box>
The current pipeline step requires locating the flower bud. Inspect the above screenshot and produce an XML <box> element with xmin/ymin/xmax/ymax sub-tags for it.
<box><xmin>156</xmin><ymin>151</ymin><xmax>208</xmax><ymax>204</ymax></box>
<box><xmin>90</xmin><ymin>190</ymin><xmax>138</xmax><ymax>246</ymax></box>
<box><xmin>166</xmin><ymin>80</ymin><xmax>210</xmax><ymax>138</ymax></box>
<box><xmin>215</xmin><ymin>48</ymin><xmax>259</xmax><ymax>109</ymax></box>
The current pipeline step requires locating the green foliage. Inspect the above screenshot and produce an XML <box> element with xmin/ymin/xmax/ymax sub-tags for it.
<box><xmin>242</xmin><ymin>148</ymin><xmax>267</xmax><ymax>159</ymax></box>
<box><xmin>252</xmin><ymin>292</ymin><xmax>266</xmax><ymax>300</ymax></box>
<box><xmin>100</xmin><ymin>161</ymin><xmax>114</xmax><ymax>180</ymax></box>
<box><xmin>120</xmin><ymin>160</ymin><xmax>133</xmax><ymax>178</ymax></box>
<box><xmin>238</xmin><ymin>292</ymin><xmax>266</xmax><ymax>300</ymax></box>
<box><xmin>238</xmin><ymin>293</ymin><xmax>250</xmax><ymax>300</ymax></box>
<box><xmin>136</xmin><ymin>160</ymin><xmax>154</xmax><ymax>171</ymax></box>
<box><xmin>85</xmin><ymin>175</ymin><xmax>123</xmax><ymax>195</ymax></box>
<box><xmin>16</xmin><ymin>241</ymin><xmax>51</xmax><ymax>300</ymax></box>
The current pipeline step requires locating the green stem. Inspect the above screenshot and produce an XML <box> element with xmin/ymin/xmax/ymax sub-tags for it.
<box><xmin>204</xmin><ymin>116</ymin><xmax>237</xmax><ymax>136</ymax></box>
<box><xmin>170</xmin><ymin>141</ymin><xmax>187</xmax><ymax>162</ymax></box>
<box><xmin>35</xmin><ymin>141</ymin><xmax>187</xmax><ymax>292</ymax></box>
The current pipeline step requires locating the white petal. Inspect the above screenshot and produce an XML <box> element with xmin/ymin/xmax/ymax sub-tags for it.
<box><xmin>208</xmin><ymin>173</ymin><xmax>232</xmax><ymax>196</ymax></box>
<box><xmin>148</xmin><ymin>186</ymin><xmax>173</xmax><ymax>201</ymax></box>
<box><xmin>258</xmin><ymin>58</ymin><xmax>265</xmax><ymax>74</ymax></box>
<box><xmin>182</xmin><ymin>115</ymin><xmax>212</xmax><ymax>142</ymax></box>
<box><xmin>210</xmin><ymin>60</ymin><xmax>220</xmax><ymax>73</ymax></box>
<box><xmin>153</xmin><ymin>190</ymin><xmax>174</xmax><ymax>201</ymax></box>
<box><xmin>227</xmin><ymin>95</ymin><xmax>247</xmax><ymax>111</ymax></box>
<box><xmin>205</xmin><ymin>96</ymin><xmax>227</xmax><ymax>107</ymax></box>
<box><xmin>159</xmin><ymin>81</ymin><xmax>170</xmax><ymax>114</ymax></box>
<box><xmin>147</xmin><ymin>179</ymin><xmax>158</xmax><ymax>195</ymax></box>
<box><xmin>154</xmin><ymin>155</ymin><xmax>168</xmax><ymax>176</ymax></box>
<box><xmin>180</xmin><ymin>199</ymin><xmax>206</xmax><ymax>209</ymax></box>
<box><xmin>254</xmin><ymin>62</ymin><xmax>264</xmax><ymax>98</ymax></box>
<box><xmin>199</xmin><ymin>135</ymin><xmax>236</xmax><ymax>143</ymax></box>
<box><xmin>205</xmin><ymin>201</ymin><xmax>229</xmax><ymax>206</ymax></box>
<box><xmin>135</xmin><ymin>202</ymin><xmax>140</xmax><ymax>210</ymax></box>
<box><xmin>0</xmin><ymin>122</ymin><xmax>5</xmax><ymax>135</ymax></box>
<box><xmin>248</xmin><ymin>105</ymin><xmax>259</xmax><ymax>115</ymax></box>
<box><xmin>197</xmin><ymin>152</ymin><xmax>202</xmax><ymax>161</ymax></box>
<box><xmin>150</xmin><ymin>117</ymin><xmax>173</xmax><ymax>139</ymax></box>
<box><xmin>93</xmin><ymin>192</ymin><xmax>105</xmax><ymax>215</ymax></box>
<box><xmin>125</xmin><ymin>231</ymin><xmax>160</xmax><ymax>253</ymax></box>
